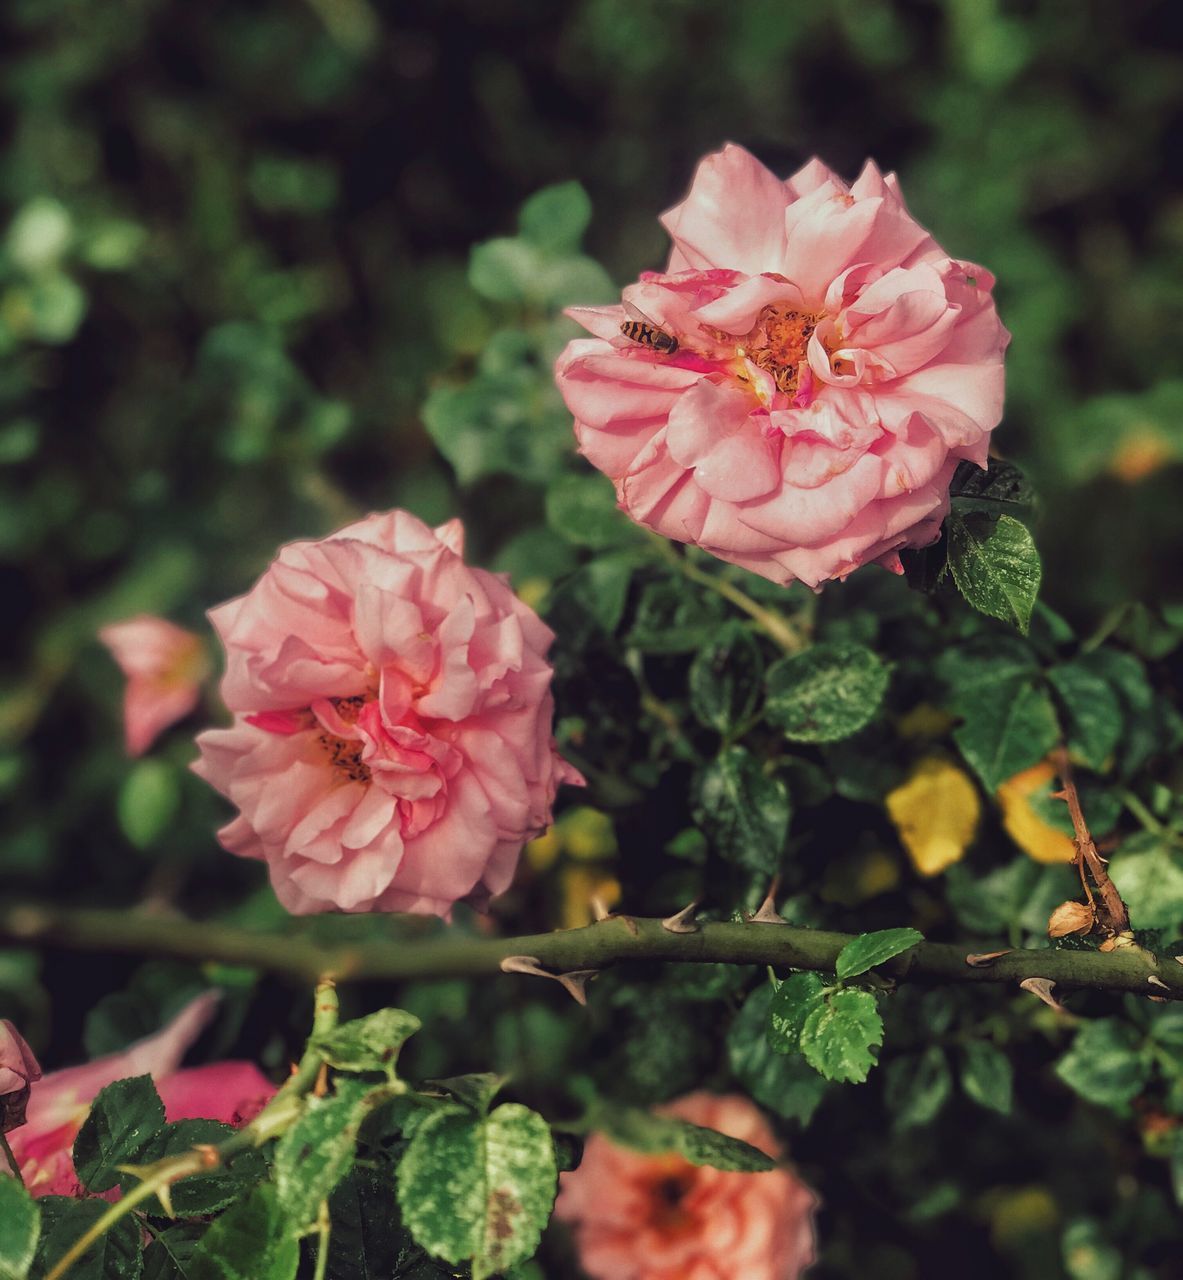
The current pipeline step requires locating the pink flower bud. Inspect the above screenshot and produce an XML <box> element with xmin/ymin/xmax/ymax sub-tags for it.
<box><xmin>0</xmin><ymin>1020</ymin><xmax>42</xmax><ymax>1134</ymax></box>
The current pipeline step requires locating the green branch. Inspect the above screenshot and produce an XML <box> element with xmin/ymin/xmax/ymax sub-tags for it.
<box><xmin>3</xmin><ymin>903</ymin><xmax>1181</xmax><ymax>1000</ymax></box>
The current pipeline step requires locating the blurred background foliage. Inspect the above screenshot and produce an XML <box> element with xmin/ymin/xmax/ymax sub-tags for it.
<box><xmin>2</xmin><ymin>1</ymin><xmax>1182</xmax><ymax>1276</ymax></box>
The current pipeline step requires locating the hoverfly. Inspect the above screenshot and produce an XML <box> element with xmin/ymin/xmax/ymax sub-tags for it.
<box><xmin>619</xmin><ymin>303</ymin><xmax>679</xmax><ymax>356</ymax></box>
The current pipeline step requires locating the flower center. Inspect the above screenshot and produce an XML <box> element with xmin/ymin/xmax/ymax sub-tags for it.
<box><xmin>317</xmin><ymin>695</ymin><xmax>372</xmax><ymax>784</ymax></box>
<box><xmin>738</xmin><ymin>305</ymin><xmax>825</xmax><ymax>395</ymax></box>
<box><xmin>647</xmin><ymin>1168</ymin><xmax>698</xmax><ymax>1233</ymax></box>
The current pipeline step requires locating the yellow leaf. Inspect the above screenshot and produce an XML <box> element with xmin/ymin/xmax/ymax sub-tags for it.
<box><xmin>886</xmin><ymin>757</ymin><xmax>980</xmax><ymax>877</ymax></box>
<box><xmin>525</xmin><ymin>826</ymin><xmax>561</xmax><ymax>872</ymax></box>
<box><xmin>996</xmin><ymin>761</ymin><xmax>1076</xmax><ymax>864</ymax></box>
<box><xmin>558</xmin><ymin>806</ymin><xmax>618</xmax><ymax>862</ymax></box>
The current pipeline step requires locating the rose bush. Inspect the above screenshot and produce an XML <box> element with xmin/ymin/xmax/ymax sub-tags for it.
<box><xmin>555</xmin><ymin>145</ymin><xmax>1009</xmax><ymax>587</ymax></box>
<box><xmin>193</xmin><ymin>509</ymin><xmax>581</xmax><ymax>918</ymax></box>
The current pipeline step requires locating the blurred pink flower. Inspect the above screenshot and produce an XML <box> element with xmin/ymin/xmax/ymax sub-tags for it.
<box><xmin>5</xmin><ymin>993</ymin><xmax>275</xmax><ymax>1197</ymax></box>
<box><xmin>0</xmin><ymin>1019</ymin><xmax>42</xmax><ymax>1134</ymax></box>
<box><xmin>192</xmin><ymin>510</ymin><xmax>582</xmax><ymax>918</ymax></box>
<box><xmin>555</xmin><ymin>145</ymin><xmax>1009</xmax><ymax>588</ymax></box>
<box><xmin>556</xmin><ymin>1092</ymin><xmax>818</xmax><ymax>1280</ymax></box>
<box><xmin>99</xmin><ymin>615</ymin><xmax>209</xmax><ymax>755</ymax></box>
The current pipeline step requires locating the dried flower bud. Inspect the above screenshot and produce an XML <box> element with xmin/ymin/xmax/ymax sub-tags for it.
<box><xmin>1047</xmin><ymin>900</ymin><xmax>1096</xmax><ymax>939</ymax></box>
<box><xmin>0</xmin><ymin>1019</ymin><xmax>42</xmax><ymax>1134</ymax></box>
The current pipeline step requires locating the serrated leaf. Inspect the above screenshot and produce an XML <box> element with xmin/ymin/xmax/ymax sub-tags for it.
<box><xmin>947</xmin><ymin>512</ymin><xmax>1041</xmax><ymax>633</ymax></box>
<box><xmin>1107</xmin><ymin>834</ymin><xmax>1183</xmax><ymax>930</ymax></box>
<box><xmin>142</xmin><ymin>1225</ymin><xmax>205</xmax><ymax>1280</ymax></box>
<box><xmin>275</xmin><ymin>1079</ymin><xmax>375</xmax><ymax>1227</ymax></box>
<box><xmin>835</xmin><ymin>928</ymin><xmax>924</xmax><ymax>980</ymax></box>
<box><xmin>695</xmin><ymin>746</ymin><xmax>790</xmax><ymax>875</ymax></box>
<box><xmin>767</xmin><ymin>972</ymin><xmax>827</xmax><ymax>1053</ymax></box>
<box><xmin>727</xmin><ymin>986</ymin><xmax>828</xmax><ymax>1125</ymax></box>
<box><xmin>960</xmin><ymin>1041</ymin><xmax>1014</xmax><ymax>1115</ymax></box>
<box><xmin>397</xmin><ymin>1103</ymin><xmax>557</xmax><ymax>1280</ymax></box>
<box><xmin>313</xmin><ymin>1008</ymin><xmax>420</xmax><ymax>1076</ymax></box>
<box><xmin>883</xmin><ymin>1046</ymin><xmax>952</xmax><ymax>1129</ymax></box>
<box><xmin>74</xmin><ymin>1075</ymin><xmax>166</xmax><ymax>1194</ymax></box>
<box><xmin>188</xmin><ymin>1185</ymin><xmax>298</xmax><ymax>1280</ymax></box>
<box><xmin>765</xmin><ymin>643</ymin><xmax>888</xmax><ymax>743</ymax></box>
<box><xmin>688</xmin><ymin>621</ymin><xmax>764</xmax><ymax>733</ymax></box>
<box><xmin>1046</xmin><ymin>661</ymin><xmax>1123</xmax><ymax>771</ymax></box>
<box><xmin>1055</xmin><ymin>1019</ymin><xmax>1151</xmax><ymax>1111</ymax></box>
<box><xmin>799</xmin><ymin>989</ymin><xmax>884</xmax><ymax>1084</ymax></box>
<box><xmin>126</xmin><ymin>1119</ymin><xmax>266</xmax><ymax>1217</ymax></box>
<box><xmin>590</xmin><ymin>1103</ymin><xmax>775</xmax><ymax>1172</ymax></box>
<box><xmin>949</xmin><ymin>459</ymin><xmax>1036</xmax><ymax>515</ymax></box>
<box><xmin>950</xmin><ymin>678</ymin><xmax>1059</xmax><ymax>793</ymax></box>
<box><xmin>885</xmin><ymin>757</ymin><xmax>981</xmax><ymax>876</ymax></box>
<box><xmin>0</xmin><ymin>1175</ymin><xmax>39</xmax><ymax>1280</ymax></box>
<box><xmin>32</xmin><ymin>1197</ymin><xmax>143</xmax><ymax>1280</ymax></box>
<box><xmin>425</xmin><ymin>1073</ymin><xmax>506</xmax><ymax>1115</ymax></box>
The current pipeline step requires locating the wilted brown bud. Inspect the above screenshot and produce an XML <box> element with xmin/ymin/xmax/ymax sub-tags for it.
<box><xmin>0</xmin><ymin>1019</ymin><xmax>42</xmax><ymax>1134</ymax></box>
<box><xmin>1047</xmin><ymin>900</ymin><xmax>1096</xmax><ymax>939</ymax></box>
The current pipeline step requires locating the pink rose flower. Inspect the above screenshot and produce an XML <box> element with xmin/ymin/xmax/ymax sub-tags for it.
<box><xmin>99</xmin><ymin>616</ymin><xmax>209</xmax><ymax>756</ymax></box>
<box><xmin>555</xmin><ymin>145</ymin><xmax>1010</xmax><ymax>588</ymax></box>
<box><xmin>0</xmin><ymin>1020</ymin><xmax>42</xmax><ymax>1134</ymax></box>
<box><xmin>192</xmin><ymin>510</ymin><xmax>582</xmax><ymax>918</ymax></box>
<box><xmin>5</xmin><ymin>993</ymin><xmax>275</xmax><ymax>1197</ymax></box>
<box><xmin>555</xmin><ymin>1092</ymin><xmax>818</xmax><ymax>1280</ymax></box>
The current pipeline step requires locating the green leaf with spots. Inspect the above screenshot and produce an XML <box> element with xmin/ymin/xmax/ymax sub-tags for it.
<box><xmin>397</xmin><ymin>1103</ymin><xmax>557</xmax><ymax>1280</ymax></box>
<box><xmin>1107</xmin><ymin>834</ymin><xmax>1183</xmax><ymax>930</ymax></box>
<box><xmin>588</xmin><ymin>1103</ymin><xmax>775</xmax><ymax>1172</ymax></box>
<box><xmin>767</xmin><ymin>971</ymin><xmax>827</xmax><ymax>1054</ymax></box>
<box><xmin>799</xmin><ymin>989</ymin><xmax>884</xmax><ymax>1084</ymax></box>
<box><xmin>727</xmin><ymin>986</ymin><xmax>829</xmax><ymax>1126</ymax></box>
<box><xmin>0</xmin><ymin>1176</ymin><xmax>39</xmax><ymax>1280</ymax></box>
<box><xmin>275</xmin><ymin>1079</ymin><xmax>376</xmax><ymax>1228</ymax></box>
<box><xmin>313</xmin><ymin>1008</ymin><xmax>421</xmax><ymax>1076</ymax></box>
<box><xmin>73</xmin><ymin>1074</ymin><xmax>166</xmax><ymax>1194</ymax></box>
<box><xmin>947</xmin><ymin>512</ymin><xmax>1041</xmax><ymax>633</ymax></box>
<box><xmin>695</xmin><ymin>746</ymin><xmax>790</xmax><ymax>875</ymax></box>
<box><xmin>1055</xmin><ymin>1019</ymin><xmax>1151</xmax><ymax>1111</ymax></box>
<box><xmin>425</xmin><ymin>1073</ymin><xmax>506</xmax><ymax>1115</ymax></box>
<box><xmin>124</xmin><ymin>1118</ymin><xmax>267</xmax><ymax>1217</ymax></box>
<box><xmin>765</xmin><ymin>643</ymin><xmax>888</xmax><ymax>743</ymax></box>
<box><xmin>1047</xmin><ymin>661</ymin><xmax>1123</xmax><ymax>771</ymax></box>
<box><xmin>688</xmin><ymin>621</ymin><xmax>764</xmax><ymax>734</ymax></box>
<box><xmin>835</xmin><ymin>927</ymin><xmax>924</xmax><ymax>980</ymax></box>
<box><xmin>189</xmin><ymin>1184</ymin><xmax>298</xmax><ymax>1280</ymax></box>
<box><xmin>949</xmin><ymin>459</ymin><xmax>1036</xmax><ymax>516</ymax></box>
<box><xmin>959</xmin><ymin>1041</ymin><xmax>1014</xmax><ymax>1115</ymax></box>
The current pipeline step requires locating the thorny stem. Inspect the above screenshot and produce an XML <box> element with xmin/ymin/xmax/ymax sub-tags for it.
<box><xmin>1053</xmin><ymin>747</ymin><xmax>1131</xmax><ymax>935</ymax></box>
<box><xmin>4</xmin><ymin>904</ymin><xmax>1181</xmax><ymax>999</ymax></box>
<box><xmin>43</xmin><ymin>979</ymin><xmax>340</xmax><ymax>1280</ymax></box>
<box><xmin>649</xmin><ymin>536</ymin><xmax>809</xmax><ymax>654</ymax></box>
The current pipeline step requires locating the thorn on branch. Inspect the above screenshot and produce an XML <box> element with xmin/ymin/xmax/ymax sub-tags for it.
<box><xmin>745</xmin><ymin>879</ymin><xmax>787</xmax><ymax>926</ymax></box>
<box><xmin>965</xmin><ymin>950</ymin><xmax>1014</xmax><ymax>968</ymax></box>
<box><xmin>1019</xmin><ymin>976</ymin><xmax>1068</xmax><ymax>1013</ymax></box>
<box><xmin>499</xmin><ymin>955</ymin><xmax>599</xmax><ymax>1005</ymax></box>
<box><xmin>661</xmin><ymin>900</ymin><xmax>701</xmax><ymax>934</ymax></box>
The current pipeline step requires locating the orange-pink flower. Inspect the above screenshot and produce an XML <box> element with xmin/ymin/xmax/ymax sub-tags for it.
<box><xmin>99</xmin><ymin>615</ymin><xmax>209</xmax><ymax>755</ymax></box>
<box><xmin>193</xmin><ymin>510</ymin><xmax>582</xmax><ymax>918</ymax></box>
<box><xmin>4</xmin><ymin>993</ymin><xmax>274</xmax><ymax>1197</ymax></box>
<box><xmin>556</xmin><ymin>1092</ymin><xmax>818</xmax><ymax>1280</ymax></box>
<box><xmin>555</xmin><ymin>145</ymin><xmax>1010</xmax><ymax>589</ymax></box>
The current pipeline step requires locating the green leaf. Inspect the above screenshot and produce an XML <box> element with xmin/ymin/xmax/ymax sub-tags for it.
<box><xmin>626</xmin><ymin>579</ymin><xmax>726</xmax><ymax>654</ymax></box>
<box><xmin>1078</xmin><ymin>649</ymin><xmax>1164</xmax><ymax>778</ymax></box>
<box><xmin>764</xmin><ymin>642</ymin><xmax>888</xmax><ymax>743</ymax></box>
<box><xmin>397</xmin><ymin>1103</ymin><xmax>557</xmax><ymax>1280</ymax></box>
<box><xmin>589</xmin><ymin>1103</ymin><xmax>775</xmax><ymax>1173</ymax></box>
<box><xmin>959</xmin><ymin>1041</ymin><xmax>1014</xmax><ymax>1115</ymax></box>
<box><xmin>767</xmin><ymin>971</ymin><xmax>827</xmax><ymax>1053</ymax></box>
<box><xmin>1055</xmin><ymin>1019</ymin><xmax>1151</xmax><ymax>1111</ymax></box>
<box><xmin>949</xmin><ymin>458</ymin><xmax>1036</xmax><ymax>516</ymax></box>
<box><xmin>325</xmin><ymin>1163</ymin><xmax>449</xmax><ymax>1280</ymax></box>
<box><xmin>1046</xmin><ymin>661</ymin><xmax>1123</xmax><ymax>771</ymax></box>
<box><xmin>799</xmin><ymin>989</ymin><xmax>884</xmax><ymax>1084</ymax></box>
<box><xmin>32</xmin><ymin>1198</ymin><xmax>142</xmax><ymax>1280</ymax></box>
<box><xmin>0</xmin><ymin>1175</ymin><xmax>39</xmax><ymax>1280</ymax></box>
<box><xmin>275</xmin><ymin>1079</ymin><xmax>376</xmax><ymax>1227</ymax></box>
<box><xmin>189</xmin><ymin>1184</ymin><xmax>299</xmax><ymax>1280</ymax></box>
<box><xmin>517</xmin><ymin>182</ymin><xmax>592</xmax><ymax>252</ymax></box>
<box><xmin>127</xmin><ymin>1119</ymin><xmax>266</xmax><ymax>1217</ymax></box>
<box><xmin>117</xmin><ymin>761</ymin><xmax>182</xmax><ymax>850</ymax></box>
<box><xmin>84</xmin><ymin>963</ymin><xmax>210</xmax><ymax>1058</ymax></box>
<box><xmin>142</xmin><ymin>1225</ymin><xmax>205</xmax><ymax>1280</ymax></box>
<box><xmin>1107</xmin><ymin>834</ymin><xmax>1183</xmax><ymax>930</ymax></box>
<box><xmin>947</xmin><ymin>512</ymin><xmax>1041</xmax><ymax>633</ymax></box>
<box><xmin>1062</xmin><ymin>1219</ymin><xmax>1122</xmax><ymax>1280</ymax></box>
<box><xmin>835</xmin><ymin>928</ymin><xmax>924</xmax><ymax>980</ymax></box>
<box><xmin>688</xmin><ymin>621</ymin><xmax>764</xmax><ymax>733</ymax></box>
<box><xmin>73</xmin><ymin>1075</ymin><xmax>166</xmax><ymax>1194</ymax></box>
<box><xmin>545</xmin><ymin>473</ymin><xmax>636</xmax><ymax>550</ymax></box>
<box><xmin>695</xmin><ymin>746</ymin><xmax>790</xmax><ymax>875</ymax></box>
<box><xmin>425</xmin><ymin>1073</ymin><xmax>506</xmax><ymax>1115</ymax></box>
<box><xmin>313</xmin><ymin>1008</ymin><xmax>421</xmax><ymax>1076</ymax></box>
<box><xmin>468</xmin><ymin>238</ymin><xmax>542</xmax><ymax>304</ymax></box>
<box><xmin>883</xmin><ymin>1046</ymin><xmax>953</xmax><ymax>1129</ymax></box>
<box><xmin>727</xmin><ymin>985</ymin><xmax>829</xmax><ymax>1125</ymax></box>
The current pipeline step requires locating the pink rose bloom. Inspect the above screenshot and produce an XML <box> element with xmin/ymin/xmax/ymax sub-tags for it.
<box><xmin>0</xmin><ymin>1019</ymin><xmax>42</xmax><ymax>1133</ymax></box>
<box><xmin>99</xmin><ymin>616</ymin><xmax>209</xmax><ymax>755</ymax></box>
<box><xmin>556</xmin><ymin>1092</ymin><xmax>818</xmax><ymax>1280</ymax></box>
<box><xmin>555</xmin><ymin>145</ymin><xmax>1010</xmax><ymax>588</ymax></box>
<box><xmin>192</xmin><ymin>510</ymin><xmax>582</xmax><ymax>918</ymax></box>
<box><xmin>5</xmin><ymin>993</ymin><xmax>275</xmax><ymax>1197</ymax></box>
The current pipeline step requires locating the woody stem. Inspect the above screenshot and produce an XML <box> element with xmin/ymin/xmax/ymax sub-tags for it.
<box><xmin>1053</xmin><ymin>746</ymin><xmax>1130</xmax><ymax>934</ymax></box>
